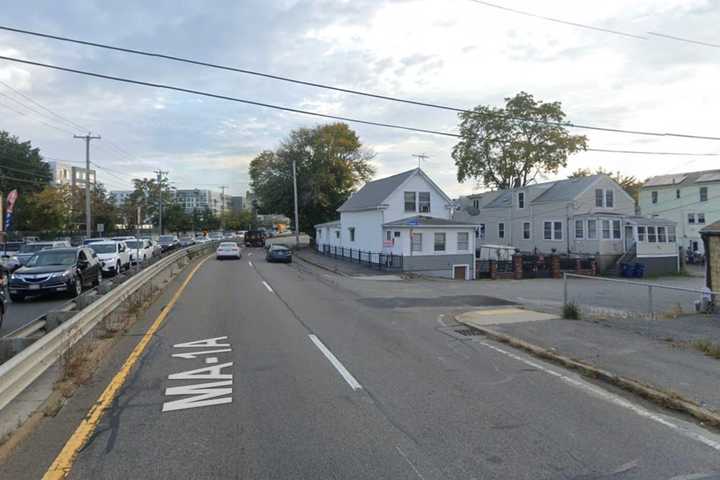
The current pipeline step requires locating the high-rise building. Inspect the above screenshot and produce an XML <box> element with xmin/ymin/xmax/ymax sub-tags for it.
<box><xmin>173</xmin><ymin>189</ymin><xmax>229</xmax><ymax>215</ymax></box>
<box><xmin>48</xmin><ymin>160</ymin><xmax>96</xmax><ymax>189</ymax></box>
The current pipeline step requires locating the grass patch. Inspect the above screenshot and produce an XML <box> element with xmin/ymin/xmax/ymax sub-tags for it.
<box><xmin>691</xmin><ymin>339</ymin><xmax>720</xmax><ymax>359</ymax></box>
<box><xmin>563</xmin><ymin>302</ymin><xmax>581</xmax><ymax>320</ymax></box>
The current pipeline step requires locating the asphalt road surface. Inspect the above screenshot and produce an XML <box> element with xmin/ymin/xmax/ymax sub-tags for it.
<box><xmin>3</xmin><ymin>248</ymin><xmax>720</xmax><ymax>479</ymax></box>
<box><xmin>0</xmin><ymin>292</ymin><xmax>69</xmax><ymax>336</ymax></box>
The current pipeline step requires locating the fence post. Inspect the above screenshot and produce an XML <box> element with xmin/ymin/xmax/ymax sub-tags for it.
<box><xmin>648</xmin><ymin>285</ymin><xmax>654</xmax><ymax>319</ymax></box>
<box><xmin>489</xmin><ymin>260</ymin><xmax>497</xmax><ymax>280</ymax></box>
<box><xmin>513</xmin><ymin>255</ymin><xmax>523</xmax><ymax>280</ymax></box>
<box><xmin>551</xmin><ymin>255</ymin><xmax>561</xmax><ymax>279</ymax></box>
<box><xmin>563</xmin><ymin>272</ymin><xmax>568</xmax><ymax>306</ymax></box>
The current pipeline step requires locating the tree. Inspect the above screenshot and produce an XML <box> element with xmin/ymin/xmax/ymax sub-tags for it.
<box><xmin>452</xmin><ymin>92</ymin><xmax>588</xmax><ymax>190</ymax></box>
<box><xmin>71</xmin><ymin>183</ymin><xmax>119</xmax><ymax>232</ymax></box>
<box><xmin>569</xmin><ymin>167</ymin><xmax>642</xmax><ymax>202</ymax></box>
<box><xmin>120</xmin><ymin>177</ymin><xmax>175</xmax><ymax>229</ymax></box>
<box><xmin>0</xmin><ymin>130</ymin><xmax>52</xmax><ymax>196</ymax></box>
<box><xmin>250</xmin><ymin>123</ymin><xmax>375</xmax><ymax>233</ymax></box>
<box><xmin>15</xmin><ymin>185</ymin><xmax>73</xmax><ymax>232</ymax></box>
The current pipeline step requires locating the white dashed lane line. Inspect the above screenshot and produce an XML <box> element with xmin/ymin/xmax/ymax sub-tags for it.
<box><xmin>308</xmin><ymin>334</ymin><xmax>362</xmax><ymax>391</ymax></box>
<box><xmin>261</xmin><ymin>281</ymin><xmax>273</xmax><ymax>293</ymax></box>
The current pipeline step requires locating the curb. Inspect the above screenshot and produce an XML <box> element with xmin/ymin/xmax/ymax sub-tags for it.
<box><xmin>294</xmin><ymin>253</ymin><xmax>348</xmax><ymax>277</ymax></box>
<box><xmin>456</xmin><ymin>317</ymin><xmax>720</xmax><ymax>428</ymax></box>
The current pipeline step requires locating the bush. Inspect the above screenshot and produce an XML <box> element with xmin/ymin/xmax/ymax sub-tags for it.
<box><xmin>691</xmin><ymin>339</ymin><xmax>720</xmax><ymax>359</ymax></box>
<box><xmin>563</xmin><ymin>302</ymin><xmax>581</xmax><ymax>320</ymax></box>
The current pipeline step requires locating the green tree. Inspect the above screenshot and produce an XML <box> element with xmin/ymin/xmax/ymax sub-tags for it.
<box><xmin>452</xmin><ymin>92</ymin><xmax>588</xmax><ymax>189</ymax></box>
<box><xmin>164</xmin><ymin>203</ymin><xmax>193</xmax><ymax>233</ymax></box>
<box><xmin>250</xmin><ymin>123</ymin><xmax>374</xmax><ymax>233</ymax></box>
<box><xmin>15</xmin><ymin>185</ymin><xmax>73</xmax><ymax>232</ymax></box>
<box><xmin>569</xmin><ymin>167</ymin><xmax>642</xmax><ymax>202</ymax></box>
<box><xmin>120</xmin><ymin>177</ymin><xmax>175</xmax><ymax>230</ymax></box>
<box><xmin>71</xmin><ymin>183</ymin><xmax>119</xmax><ymax>232</ymax></box>
<box><xmin>0</xmin><ymin>130</ymin><xmax>52</xmax><ymax>196</ymax></box>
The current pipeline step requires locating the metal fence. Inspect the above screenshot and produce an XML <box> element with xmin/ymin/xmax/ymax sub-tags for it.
<box><xmin>320</xmin><ymin>245</ymin><xmax>403</xmax><ymax>271</ymax></box>
<box><xmin>563</xmin><ymin>273</ymin><xmax>717</xmax><ymax>319</ymax></box>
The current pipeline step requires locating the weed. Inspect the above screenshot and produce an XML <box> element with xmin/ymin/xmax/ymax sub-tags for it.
<box><xmin>691</xmin><ymin>339</ymin><xmax>720</xmax><ymax>359</ymax></box>
<box><xmin>562</xmin><ymin>302</ymin><xmax>581</xmax><ymax>320</ymax></box>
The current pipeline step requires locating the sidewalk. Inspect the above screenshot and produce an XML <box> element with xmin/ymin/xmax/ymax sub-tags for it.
<box><xmin>294</xmin><ymin>248</ymin><xmax>400</xmax><ymax>278</ymax></box>
<box><xmin>458</xmin><ymin>311</ymin><xmax>720</xmax><ymax>417</ymax></box>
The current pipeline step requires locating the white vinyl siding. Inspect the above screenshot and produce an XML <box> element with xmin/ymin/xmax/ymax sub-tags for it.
<box><xmin>457</xmin><ymin>232</ymin><xmax>469</xmax><ymax>251</ymax></box>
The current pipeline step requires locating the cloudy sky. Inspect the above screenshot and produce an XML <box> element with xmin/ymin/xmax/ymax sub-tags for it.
<box><xmin>0</xmin><ymin>0</ymin><xmax>718</xmax><ymax>198</ymax></box>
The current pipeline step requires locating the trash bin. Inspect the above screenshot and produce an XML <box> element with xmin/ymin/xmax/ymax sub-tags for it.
<box><xmin>620</xmin><ymin>263</ymin><xmax>631</xmax><ymax>277</ymax></box>
<box><xmin>632</xmin><ymin>263</ymin><xmax>645</xmax><ymax>278</ymax></box>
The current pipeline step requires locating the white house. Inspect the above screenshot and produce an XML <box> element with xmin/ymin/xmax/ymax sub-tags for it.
<box><xmin>315</xmin><ymin>168</ymin><xmax>478</xmax><ymax>280</ymax></box>
<box><xmin>454</xmin><ymin>174</ymin><xmax>679</xmax><ymax>275</ymax></box>
<box><xmin>639</xmin><ymin>169</ymin><xmax>720</xmax><ymax>256</ymax></box>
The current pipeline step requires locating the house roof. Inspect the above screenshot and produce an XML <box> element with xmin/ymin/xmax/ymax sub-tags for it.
<box><xmin>700</xmin><ymin>220</ymin><xmax>720</xmax><ymax>235</ymax></box>
<box><xmin>383</xmin><ymin>215</ymin><xmax>477</xmax><ymax>228</ymax></box>
<box><xmin>643</xmin><ymin>169</ymin><xmax>720</xmax><ymax>188</ymax></box>
<box><xmin>314</xmin><ymin>219</ymin><xmax>341</xmax><ymax>228</ymax></box>
<box><xmin>531</xmin><ymin>175</ymin><xmax>601</xmax><ymax>203</ymax></box>
<box><xmin>337</xmin><ymin>169</ymin><xmax>417</xmax><ymax>212</ymax></box>
<box><xmin>484</xmin><ymin>191</ymin><xmax>513</xmax><ymax>208</ymax></box>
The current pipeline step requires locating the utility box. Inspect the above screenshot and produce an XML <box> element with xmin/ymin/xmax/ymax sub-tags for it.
<box><xmin>700</xmin><ymin>221</ymin><xmax>720</xmax><ymax>296</ymax></box>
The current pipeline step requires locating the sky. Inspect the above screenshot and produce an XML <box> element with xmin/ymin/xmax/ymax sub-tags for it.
<box><xmin>0</xmin><ymin>0</ymin><xmax>719</xmax><ymax>198</ymax></box>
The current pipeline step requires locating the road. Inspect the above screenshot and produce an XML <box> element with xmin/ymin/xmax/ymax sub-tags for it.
<box><xmin>0</xmin><ymin>293</ymin><xmax>68</xmax><ymax>336</ymax></box>
<box><xmin>3</xmin><ymin>248</ymin><xmax>720</xmax><ymax>479</ymax></box>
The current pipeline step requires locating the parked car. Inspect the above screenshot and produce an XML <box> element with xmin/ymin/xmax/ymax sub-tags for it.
<box><xmin>216</xmin><ymin>242</ymin><xmax>241</xmax><ymax>260</ymax></box>
<box><xmin>179</xmin><ymin>236</ymin><xmax>196</xmax><ymax>247</ymax></box>
<box><xmin>89</xmin><ymin>241</ymin><xmax>131</xmax><ymax>276</ymax></box>
<box><xmin>9</xmin><ymin>247</ymin><xmax>102</xmax><ymax>301</ymax></box>
<box><xmin>148</xmin><ymin>239</ymin><xmax>162</xmax><ymax>257</ymax></box>
<box><xmin>244</xmin><ymin>230</ymin><xmax>266</xmax><ymax>247</ymax></box>
<box><xmin>112</xmin><ymin>235</ymin><xmax>136</xmax><ymax>243</ymax></box>
<box><xmin>83</xmin><ymin>237</ymin><xmax>111</xmax><ymax>245</ymax></box>
<box><xmin>7</xmin><ymin>241</ymin><xmax>71</xmax><ymax>271</ymax></box>
<box><xmin>209</xmin><ymin>231</ymin><xmax>224</xmax><ymax>241</ymax></box>
<box><xmin>266</xmin><ymin>244</ymin><xmax>292</xmax><ymax>263</ymax></box>
<box><xmin>0</xmin><ymin>241</ymin><xmax>23</xmax><ymax>261</ymax></box>
<box><xmin>125</xmin><ymin>239</ymin><xmax>154</xmax><ymax>264</ymax></box>
<box><xmin>159</xmin><ymin>235</ymin><xmax>180</xmax><ymax>252</ymax></box>
<box><xmin>0</xmin><ymin>267</ymin><xmax>7</xmax><ymax>328</ymax></box>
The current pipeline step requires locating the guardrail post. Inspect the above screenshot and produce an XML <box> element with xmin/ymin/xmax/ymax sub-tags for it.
<box><xmin>47</xmin><ymin>310</ymin><xmax>75</xmax><ymax>331</ymax></box>
<box><xmin>648</xmin><ymin>285</ymin><xmax>654</xmax><ymax>319</ymax></box>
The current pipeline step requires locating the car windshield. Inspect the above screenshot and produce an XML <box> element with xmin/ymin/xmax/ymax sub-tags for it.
<box><xmin>26</xmin><ymin>251</ymin><xmax>76</xmax><ymax>267</ymax></box>
<box><xmin>20</xmin><ymin>244</ymin><xmax>52</xmax><ymax>253</ymax></box>
<box><xmin>125</xmin><ymin>241</ymin><xmax>143</xmax><ymax>248</ymax></box>
<box><xmin>90</xmin><ymin>244</ymin><xmax>117</xmax><ymax>254</ymax></box>
<box><xmin>2</xmin><ymin>242</ymin><xmax>23</xmax><ymax>251</ymax></box>
<box><xmin>270</xmin><ymin>246</ymin><xmax>288</xmax><ymax>251</ymax></box>
<box><xmin>159</xmin><ymin>236</ymin><xmax>175</xmax><ymax>242</ymax></box>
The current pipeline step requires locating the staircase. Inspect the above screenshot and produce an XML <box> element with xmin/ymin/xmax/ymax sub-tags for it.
<box><xmin>614</xmin><ymin>243</ymin><xmax>637</xmax><ymax>275</ymax></box>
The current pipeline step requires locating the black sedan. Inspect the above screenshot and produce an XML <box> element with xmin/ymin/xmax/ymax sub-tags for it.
<box><xmin>266</xmin><ymin>245</ymin><xmax>292</xmax><ymax>263</ymax></box>
<box><xmin>8</xmin><ymin>247</ymin><xmax>102</xmax><ymax>301</ymax></box>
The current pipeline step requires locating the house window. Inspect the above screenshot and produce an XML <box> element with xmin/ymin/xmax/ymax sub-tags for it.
<box><xmin>434</xmin><ymin>233</ymin><xmax>446</xmax><ymax>252</ymax></box>
<box><xmin>700</xmin><ymin>187</ymin><xmax>708</xmax><ymax>202</ymax></box>
<box><xmin>698</xmin><ymin>213</ymin><xmax>706</xmax><ymax>224</ymax></box>
<box><xmin>394</xmin><ymin>231</ymin><xmax>401</xmax><ymax>238</ymax></box>
<box><xmin>638</xmin><ymin>226</ymin><xmax>645</xmax><ymax>242</ymax></box>
<box><xmin>498</xmin><ymin>222</ymin><xmax>505</xmax><ymax>239</ymax></box>
<box><xmin>386</xmin><ymin>231</ymin><xmax>392</xmax><ymax>241</ymax></box>
<box><xmin>554</xmin><ymin>221</ymin><xmax>563</xmax><ymax>240</ymax></box>
<box><xmin>349</xmin><ymin>227</ymin><xmax>355</xmax><ymax>242</ymax></box>
<box><xmin>612</xmin><ymin>220</ymin><xmax>621</xmax><ymax>239</ymax></box>
<box><xmin>411</xmin><ymin>233</ymin><xmax>422</xmax><ymax>252</ymax></box>
<box><xmin>688</xmin><ymin>213</ymin><xmax>695</xmax><ymax>224</ymax></box>
<box><xmin>575</xmin><ymin>220</ymin><xmax>584</xmax><ymax>239</ymax></box>
<box><xmin>523</xmin><ymin>222</ymin><xmax>531</xmax><ymax>240</ymax></box>
<box><xmin>676</xmin><ymin>189</ymin><xmax>680</xmax><ymax>199</ymax></box>
<box><xmin>605</xmin><ymin>190</ymin><xmax>614</xmax><ymax>208</ymax></box>
<box><xmin>602</xmin><ymin>220</ymin><xmax>611</xmax><ymax>239</ymax></box>
<box><xmin>418</xmin><ymin>192</ymin><xmax>431</xmax><ymax>213</ymax></box>
<box><xmin>595</xmin><ymin>189</ymin><xmax>604</xmax><ymax>207</ymax></box>
<box><xmin>647</xmin><ymin>226</ymin><xmax>657</xmax><ymax>243</ymax></box>
<box><xmin>457</xmin><ymin>232</ymin><xmax>469</xmax><ymax>251</ymax></box>
<box><xmin>668</xmin><ymin>225</ymin><xmax>676</xmax><ymax>242</ymax></box>
<box><xmin>587</xmin><ymin>219</ymin><xmax>597</xmax><ymax>239</ymax></box>
<box><xmin>477</xmin><ymin>224</ymin><xmax>486</xmax><ymax>241</ymax></box>
<box><xmin>518</xmin><ymin>192</ymin><xmax>525</xmax><ymax>209</ymax></box>
<box><xmin>658</xmin><ymin>226</ymin><xmax>667</xmax><ymax>242</ymax></box>
<box><xmin>651</xmin><ymin>191</ymin><xmax>658</xmax><ymax>204</ymax></box>
<box><xmin>544</xmin><ymin>221</ymin><xmax>552</xmax><ymax>240</ymax></box>
<box><xmin>544</xmin><ymin>221</ymin><xmax>562</xmax><ymax>240</ymax></box>
<box><xmin>472</xmin><ymin>199</ymin><xmax>479</xmax><ymax>209</ymax></box>
<box><xmin>404</xmin><ymin>192</ymin><xmax>416</xmax><ymax>212</ymax></box>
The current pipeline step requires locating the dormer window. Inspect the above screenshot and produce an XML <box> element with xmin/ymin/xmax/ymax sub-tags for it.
<box><xmin>404</xmin><ymin>192</ymin><xmax>416</xmax><ymax>212</ymax></box>
<box><xmin>518</xmin><ymin>191</ymin><xmax>525</xmax><ymax>209</ymax></box>
<box><xmin>418</xmin><ymin>192</ymin><xmax>431</xmax><ymax>213</ymax></box>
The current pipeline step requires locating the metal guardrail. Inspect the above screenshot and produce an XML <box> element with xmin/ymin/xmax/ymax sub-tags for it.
<box><xmin>0</xmin><ymin>242</ymin><xmax>215</xmax><ymax>412</ymax></box>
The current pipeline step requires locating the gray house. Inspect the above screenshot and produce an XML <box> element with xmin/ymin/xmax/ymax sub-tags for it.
<box><xmin>454</xmin><ymin>174</ymin><xmax>679</xmax><ymax>274</ymax></box>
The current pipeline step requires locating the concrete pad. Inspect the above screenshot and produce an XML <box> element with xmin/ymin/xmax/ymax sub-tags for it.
<box><xmin>457</xmin><ymin>307</ymin><xmax>558</xmax><ymax>327</ymax></box>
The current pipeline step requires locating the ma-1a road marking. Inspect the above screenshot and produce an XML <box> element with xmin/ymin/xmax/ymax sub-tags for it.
<box><xmin>162</xmin><ymin>336</ymin><xmax>234</xmax><ymax>412</ymax></box>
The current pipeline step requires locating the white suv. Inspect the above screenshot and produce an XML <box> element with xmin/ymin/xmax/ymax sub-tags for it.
<box><xmin>89</xmin><ymin>241</ymin><xmax>131</xmax><ymax>276</ymax></box>
<box><xmin>125</xmin><ymin>239</ymin><xmax>154</xmax><ymax>264</ymax></box>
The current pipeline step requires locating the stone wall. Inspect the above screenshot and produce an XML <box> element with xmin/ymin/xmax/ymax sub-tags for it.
<box><xmin>708</xmin><ymin>236</ymin><xmax>720</xmax><ymax>292</ymax></box>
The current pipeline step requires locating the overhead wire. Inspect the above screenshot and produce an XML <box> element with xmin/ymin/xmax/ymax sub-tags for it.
<box><xmin>0</xmin><ymin>54</ymin><xmax>719</xmax><ymax>158</ymax></box>
<box><xmin>0</xmin><ymin>25</ymin><xmax>718</xmax><ymax>141</ymax></box>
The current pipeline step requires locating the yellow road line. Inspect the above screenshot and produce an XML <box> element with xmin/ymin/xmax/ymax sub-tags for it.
<box><xmin>43</xmin><ymin>255</ymin><xmax>212</xmax><ymax>480</ymax></box>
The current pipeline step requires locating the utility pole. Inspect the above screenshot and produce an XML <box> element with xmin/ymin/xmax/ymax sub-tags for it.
<box><xmin>412</xmin><ymin>153</ymin><xmax>429</xmax><ymax>168</ymax></box>
<box><xmin>154</xmin><ymin>170</ymin><xmax>168</xmax><ymax>234</ymax></box>
<box><xmin>74</xmin><ymin>133</ymin><xmax>101</xmax><ymax>238</ymax></box>
<box><xmin>292</xmin><ymin>159</ymin><xmax>300</xmax><ymax>248</ymax></box>
<box><xmin>219</xmin><ymin>185</ymin><xmax>227</xmax><ymax>231</ymax></box>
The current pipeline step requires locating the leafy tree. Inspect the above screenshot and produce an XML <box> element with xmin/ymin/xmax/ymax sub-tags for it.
<box><xmin>0</xmin><ymin>130</ymin><xmax>51</xmax><ymax>196</ymax></box>
<box><xmin>15</xmin><ymin>185</ymin><xmax>73</xmax><ymax>232</ymax></box>
<box><xmin>250</xmin><ymin>123</ymin><xmax>375</xmax><ymax>233</ymax></box>
<box><xmin>71</xmin><ymin>183</ymin><xmax>119</xmax><ymax>232</ymax></box>
<box><xmin>164</xmin><ymin>203</ymin><xmax>193</xmax><ymax>233</ymax></box>
<box><xmin>569</xmin><ymin>167</ymin><xmax>642</xmax><ymax>202</ymax></box>
<box><xmin>452</xmin><ymin>92</ymin><xmax>588</xmax><ymax>189</ymax></box>
<box><xmin>120</xmin><ymin>177</ymin><xmax>175</xmax><ymax>230</ymax></box>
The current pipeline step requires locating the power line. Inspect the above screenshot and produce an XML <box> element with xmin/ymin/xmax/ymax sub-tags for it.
<box><xmin>467</xmin><ymin>0</ymin><xmax>647</xmax><ymax>40</ymax></box>
<box><xmin>0</xmin><ymin>79</ymin><xmax>89</xmax><ymax>131</ymax></box>
<box><xmin>0</xmin><ymin>174</ymin><xmax>51</xmax><ymax>186</ymax></box>
<box><xmin>2</xmin><ymin>26</ymin><xmax>719</xmax><ymax>141</ymax></box>
<box><xmin>586</xmin><ymin>148</ymin><xmax>719</xmax><ymax>157</ymax></box>
<box><xmin>0</xmin><ymin>91</ymin><xmax>78</xmax><ymax>135</ymax></box>
<box><xmin>647</xmin><ymin>32</ymin><xmax>720</xmax><ymax>49</ymax></box>
<box><xmin>2</xmin><ymin>53</ymin><xmax>720</xmax><ymax>158</ymax></box>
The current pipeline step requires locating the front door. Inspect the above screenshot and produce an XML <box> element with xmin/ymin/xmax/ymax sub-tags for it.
<box><xmin>624</xmin><ymin>225</ymin><xmax>634</xmax><ymax>251</ymax></box>
<box><xmin>453</xmin><ymin>265</ymin><xmax>467</xmax><ymax>280</ymax></box>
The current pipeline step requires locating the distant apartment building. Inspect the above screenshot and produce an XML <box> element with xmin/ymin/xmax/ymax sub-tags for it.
<box><xmin>48</xmin><ymin>160</ymin><xmax>96</xmax><ymax>189</ymax></box>
<box><xmin>173</xmin><ymin>189</ymin><xmax>229</xmax><ymax>216</ymax></box>
<box><xmin>230</xmin><ymin>195</ymin><xmax>245</xmax><ymax>214</ymax></box>
<box><xmin>640</xmin><ymin>169</ymin><xmax>720</xmax><ymax>255</ymax></box>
